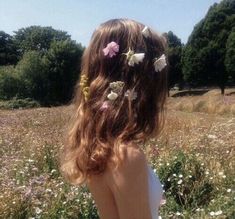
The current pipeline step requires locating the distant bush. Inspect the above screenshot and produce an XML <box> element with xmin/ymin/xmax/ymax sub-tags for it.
<box><xmin>0</xmin><ymin>66</ymin><xmax>21</xmax><ymax>100</ymax></box>
<box><xmin>0</xmin><ymin>97</ymin><xmax>40</xmax><ymax>109</ymax></box>
<box><xmin>15</xmin><ymin>51</ymin><xmax>47</xmax><ymax>101</ymax></box>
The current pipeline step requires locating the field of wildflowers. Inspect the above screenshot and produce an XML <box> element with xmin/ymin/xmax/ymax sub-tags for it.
<box><xmin>0</xmin><ymin>89</ymin><xmax>234</xmax><ymax>218</ymax></box>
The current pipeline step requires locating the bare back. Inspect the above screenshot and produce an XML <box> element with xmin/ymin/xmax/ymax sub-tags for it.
<box><xmin>86</xmin><ymin>145</ymin><xmax>152</xmax><ymax>219</ymax></box>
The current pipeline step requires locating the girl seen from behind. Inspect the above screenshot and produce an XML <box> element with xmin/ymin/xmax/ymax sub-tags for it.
<box><xmin>60</xmin><ymin>18</ymin><xmax>168</xmax><ymax>219</ymax></box>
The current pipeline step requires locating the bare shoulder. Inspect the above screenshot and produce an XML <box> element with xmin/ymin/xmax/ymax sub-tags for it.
<box><xmin>105</xmin><ymin>142</ymin><xmax>148</xmax><ymax>189</ymax></box>
<box><xmin>121</xmin><ymin>144</ymin><xmax>147</xmax><ymax>167</ymax></box>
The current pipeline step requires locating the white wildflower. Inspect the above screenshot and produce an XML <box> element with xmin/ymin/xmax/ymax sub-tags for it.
<box><xmin>210</xmin><ymin>211</ymin><xmax>215</xmax><ymax>216</ymax></box>
<box><xmin>215</xmin><ymin>210</ymin><xmax>222</xmax><ymax>216</ymax></box>
<box><xmin>35</xmin><ymin>207</ymin><xmax>42</xmax><ymax>214</ymax></box>
<box><xmin>207</xmin><ymin>134</ymin><xmax>217</xmax><ymax>139</ymax></box>
<box><xmin>28</xmin><ymin>159</ymin><xmax>34</xmax><ymax>163</ymax></box>
<box><xmin>177</xmin><ymin>179</ymin><xmax>183</xmax><ymax>185</ymax></box>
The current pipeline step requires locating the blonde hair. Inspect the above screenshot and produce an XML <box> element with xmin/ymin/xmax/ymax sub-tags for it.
<box><xmin>60</xmin><ymin>18</ymin><xmax>168</xmax><ymax>185</ymax></box>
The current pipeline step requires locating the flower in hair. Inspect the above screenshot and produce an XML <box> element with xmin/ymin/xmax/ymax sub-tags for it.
<box><xmin>124</xmin><ymin>89</ymin><xmax>137</xmax><ymax>100</ymax></box>
<box><xmin>124</xmin><ymin>48</ymin><xmax>145</xmax><ymax>67</ymax></box>
<box><xmin>154</xmin><ymin>54</ymin><xmax>167</xmax><ymax>72</ymax></box>
<box><xmin>109</xmin><ymin>81</ymin><xmax>125</xmax><ymax>94</ymax></box>
<box><xmin>142</xmin><ymin>26</ymin><xmax>150</xmax><ymax>38</ymax></box>
<box><xmin>107</xmin><ymin>91</ymin><xmax>118</xmax><ymax>100</ymax></box>
<box><xmin>107</xmin><ymin>81</ymin><xmax>125</xmax><ymax>101</ymax></box>
<box><xmin>79</xmin><ymin>74</ymin><xmax>89</xmax><ymax>101</ymax></box>
<box><xmin>100</xmin><ymin>101</ymin><xmax>110</xmax><ymax>111</ymax></box>
<box><xmin>103</xmin><ymin>41</ymin><xmax>119</xmax><ymax>58</ymax></box>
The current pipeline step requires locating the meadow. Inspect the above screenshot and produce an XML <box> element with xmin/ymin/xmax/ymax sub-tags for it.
<box><xmin>0</xmin><ymin>89</ymin><xmax>234</xmax><ymax>219</ymax></box>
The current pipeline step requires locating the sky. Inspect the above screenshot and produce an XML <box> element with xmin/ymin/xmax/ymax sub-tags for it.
<box><xmin>0</xmin><ymin>0</ymin><xmax>222</xmax><ymax>46</ymax></box>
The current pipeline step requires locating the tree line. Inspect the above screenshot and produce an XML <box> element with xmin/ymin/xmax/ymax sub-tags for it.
<box><xmin>0</xmin><ymin>0</ymin><xmax>234</xmax><ymax>107</ymax></box>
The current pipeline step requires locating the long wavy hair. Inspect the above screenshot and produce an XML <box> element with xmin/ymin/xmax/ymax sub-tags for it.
<box><xmin>60</xmin><ymin>18</ymin><xmax>168</xmax><ymax>185</ymax></box>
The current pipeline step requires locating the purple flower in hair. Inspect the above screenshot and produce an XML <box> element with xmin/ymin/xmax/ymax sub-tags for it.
<box><xmin>103</xmin><ymin>41</ymin><xmax>119</xmax><ymax>58</ymax></box>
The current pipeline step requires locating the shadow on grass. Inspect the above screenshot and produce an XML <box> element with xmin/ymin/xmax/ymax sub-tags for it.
<box><xmin>171</xmin><ymin>89</ymin><xmax>210</xmax><ymax>97</ymax></box>
<box><xmin>226</xmin><ymin>91</ymin><xmax>235</xmax><ymax>96</ymax></box>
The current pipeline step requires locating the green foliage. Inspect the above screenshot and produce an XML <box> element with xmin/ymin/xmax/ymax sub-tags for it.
<box><xmin>0</xmin><ymin>97</ymin><xmax>40</xmax><ymax>109</ymax></box>
<box><xmin>225</xmin><ymin>28</ymin><xmax>235</xmax><ymax>83</ymax></box>
<box><xmin>182</xmin><ymin>46</ymin><xmax>201</xmax><ymax>86</ymax></box>
<box><xmin>166</xmin><ymin>31</ymin><xmax>184</xmax><ymax>90</ymax></box>
<box><xmin>0</xmin><ymin>31</ymin><xmax>18</xmax><ymax>65</ymax></box>
<box><xmin>0</xmin><ymin>66</ymin><xmax>21</xmax><ymax>99</ymax></box>
<box><xmin>13</xmin><ymin>26</ymin><xmax>70</xmax><ymax>56</ymax></box>
<box><xmin>167</xmin><ymin>31</ymin><xmax>182</xmax><ymax>48</ymax></box>
<box><xmin>182</xmin><ymin>0</ymin><xmax>235</xmax><ymax>93</ymax></box>
<box><xmin>77</xmin><ymin>187</ymin><xmax>99</xmax><ymax>219</ymax></box>
<box><xmin>158</xmin><ymin>152</ymin><xmax>214</xmax><ymax>210</ymax></box>
<box><xmin>42</xmin><ymin>39</ymin><xmax>83</xmax><ymax>105</ymax></box>
<box><xmin>42</xmin><ymin>144</ymin><xmax>60</xmax><ymax>177</ymax></box>
<box><xmin>0</xmin><ymin>35</ymin><xmax>84</xmax><ymax>106</ymax></box>
<box><xmin>15</xmin><ymin>50</ymin><xmax>47</xmax><ymax>101</ymax></box>
<box><xmin>3</xmin><ymin>197</ymin><xmax>32</xmax><ymax>219</ymax></box>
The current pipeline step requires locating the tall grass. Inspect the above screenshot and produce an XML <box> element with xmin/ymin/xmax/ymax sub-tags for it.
<box><xmin>168</xmin><ymin>89</ymin><xmax>235</xmax><ymax>116</ymax></box>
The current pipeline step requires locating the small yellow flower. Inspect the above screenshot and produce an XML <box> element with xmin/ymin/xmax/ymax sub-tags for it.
<box><xmin>79</xmin><ymin>74</ymin><xmax>90</xmax><ymax>101</ymax></box>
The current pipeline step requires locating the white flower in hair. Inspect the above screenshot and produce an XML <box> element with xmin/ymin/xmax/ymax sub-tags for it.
<box><xmin>125</xmin><ymin>89</ymin><xmax>137</xmax><ymax>100</ymax></box>
<box><xmin>154</xmin><ymin>54</ymin><xmax>167</xmax><ymax>72</ymax></box>
<box><xmin>109</xmin><ymin>81</ymin><xmax>125</xmax><ymax>94</ymax></box>
<box><xmin>124</xmin><ymin>48</ymin><xmax>145</xmax><ymax>67</ymax></box>
<box><xmin>107</xmin><ymin>91</ymin><xmax>118</xmax><ymax>100</ymax></box>
<box><xmin>142</xmin><ymin>26</ymin><xmax>150</xmax><ymax>38</ymax></box>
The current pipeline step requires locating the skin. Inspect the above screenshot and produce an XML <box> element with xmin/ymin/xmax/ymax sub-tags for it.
<box><xmin>86</xmin><ymin>144</ymin><xmax>152</xmax><ymax>219</ymax></box>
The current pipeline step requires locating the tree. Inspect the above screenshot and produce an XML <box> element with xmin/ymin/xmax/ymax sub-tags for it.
<box><xmin>225</xmin><ymin>28</ymin><xmax>235</xmax><ymax>84</ymax></box>
<box><xmin>166</xmin><ymin>31</ymin><xmax>184</xmax><ymax>93</ymax></box>
<box><xmin>182</xmin><ymin>0</ymin><xmax>235</xmax><ymax>94</ymax></box>
<box><xmin>13</xmin><ymin>26</ymin><xmax>70</xmax><ymax>56</ymax></box>
<box><xmin>0</xmin><ymin>31</ymin><xmax>18</xmax><ymax>65</ymax></box>
<box><xmin>43</xmin><ymin>39</ymin><xmax>84</xmax><ymax>105</ymax></box>
<box><xmin>167</xmin><ymin>31</ymin><xmax>182</xmax><ymax>48</ymax></box>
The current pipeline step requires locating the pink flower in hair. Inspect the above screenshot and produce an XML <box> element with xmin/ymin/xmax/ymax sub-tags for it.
<box><xmin>103</xmin><ymin>41</ymin><xmax>119</xmax><ymax>58</ymax></box>
<box><xmin>100</xmin><ymin>101</ymin><xmax>109</xmax><ymax>111</ymax></box>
